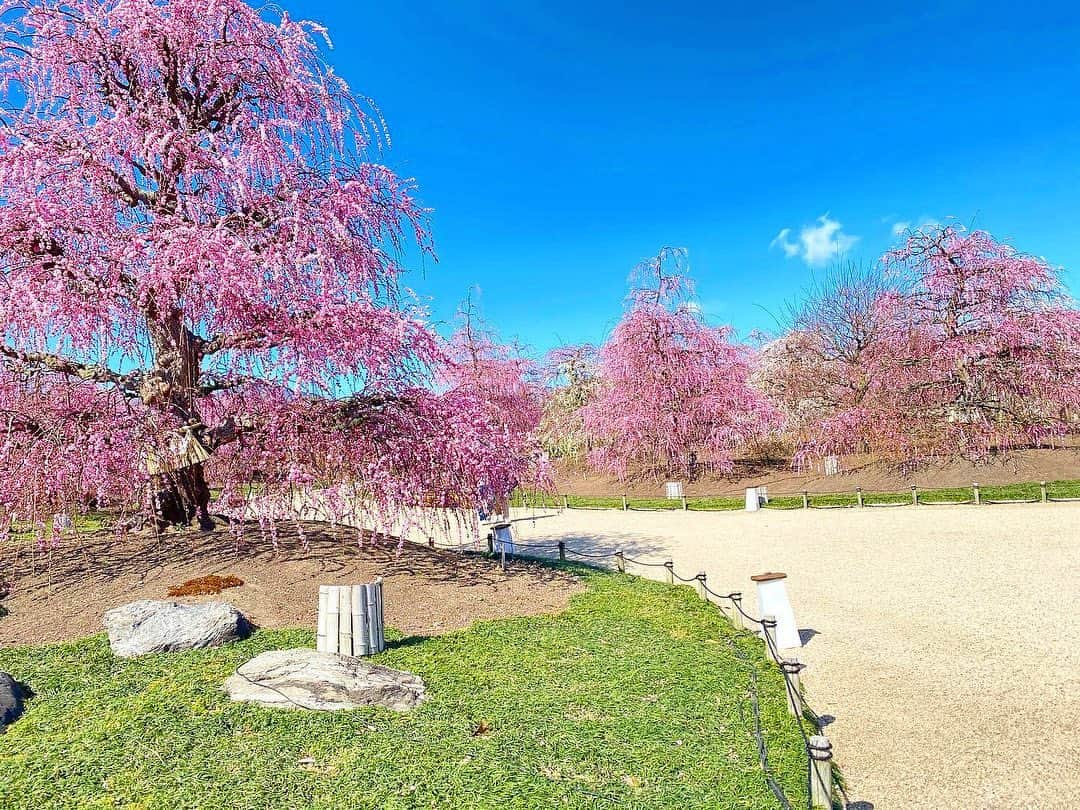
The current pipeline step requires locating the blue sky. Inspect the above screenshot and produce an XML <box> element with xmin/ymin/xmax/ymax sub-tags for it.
<box><xmin>305</xmin><ymin>1</ymin><xmax>1080</xmax><ymax>353</ymax></box>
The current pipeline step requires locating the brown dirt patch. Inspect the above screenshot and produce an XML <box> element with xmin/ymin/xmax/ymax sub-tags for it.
<box><xmin>556</xmin><ymin>443</ymin><xmax>1080</xmax><ymax>497</ymax></box>
<box><xmin>0</xmin><ymin>522</ymin><xmax>583</xmax><ymax>647</ymax></box>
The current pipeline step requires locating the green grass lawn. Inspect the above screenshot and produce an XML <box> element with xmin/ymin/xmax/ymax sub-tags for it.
<box><xmin>0</xmin><ymin>568</ymin><xmax>809</xmax><ymax>810</ymax></box>
<box><xmin>513</xmin><ymin>478</ymin><xmax>1080</xmax><ymax>512</ymax></box>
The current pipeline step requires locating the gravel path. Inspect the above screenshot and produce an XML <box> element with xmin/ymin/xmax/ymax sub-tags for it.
<box><xmin>509</xmin><ymin>502</ymin><xmax>1080</xmax><ymax>809</ymax></box>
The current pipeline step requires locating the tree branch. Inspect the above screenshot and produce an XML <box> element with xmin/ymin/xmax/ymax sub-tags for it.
<box><xmin>0</xmin><ymin>345</ymin><xmax>141</xmax><ymax>396</ymax></box>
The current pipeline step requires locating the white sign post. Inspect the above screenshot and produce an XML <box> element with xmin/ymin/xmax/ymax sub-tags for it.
<box><xmin>744</xmin><ymin>488</ymin><xmax>761</xmax><ymax>512</ymax></box>
<box><xmin>752</xmin><ymin>572</ymin><xmax>802</xmax><ymax>649</ymax></box>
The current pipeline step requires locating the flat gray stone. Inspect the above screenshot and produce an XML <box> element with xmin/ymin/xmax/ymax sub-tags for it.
<box><xmin>224</xmin><ymin>648</ymin><xmax>426</xmax><ymax>712</ymax></box>
<box><xmin>104</xmin><ymin>600</ymin><xmax>248</xmax><ymax>658</ymax></box>
<box><xmin>0</xmin><ymin>672</ymin><xmax>27</xmax><ymax>731</ymax></box>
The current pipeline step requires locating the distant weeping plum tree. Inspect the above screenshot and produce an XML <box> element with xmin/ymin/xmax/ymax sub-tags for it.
<box><xmin>758</xmin><ymin>262</ymin><xmax>897</xmax><ymax>450</ymax></box>
<box><xmin>801</xmin><ymin>227</ymin><xmax>1080</xmax><ymax>463</ymax></box>
<box><xmin>537</xmin><ymin>344</ymin><xmax>598</xmax><ymax>462</ymax></box>
<box><xmin>583</xmin><ymin>248</ymin><xmax>781</xmax><ymax>479</ymax></box>
<box><xmin>0</xmin><ymin>0</ymin><xmax>517</xmax><ymax>532</ymax></box>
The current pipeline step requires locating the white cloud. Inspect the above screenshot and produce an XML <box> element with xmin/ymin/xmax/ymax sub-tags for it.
<box><xmin>771</xmin><ymin>214</ymin><xmax>859</xmax><ymax>266</ymax></box>
<box><xmin>891</xmin><ymin>220</ymin><xmax>911</xmax><ymax>237</ymax></box>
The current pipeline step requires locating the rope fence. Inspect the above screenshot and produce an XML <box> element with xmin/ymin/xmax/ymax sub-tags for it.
<box><xmin>515</xmin><ymin>479</ymin><xmax>1078</xmax><ymax>515</ymax></box>
<box><xmin>484</xmin><ymin>535</ymin><xmax>847</xmax><ymax>810</ymax></box>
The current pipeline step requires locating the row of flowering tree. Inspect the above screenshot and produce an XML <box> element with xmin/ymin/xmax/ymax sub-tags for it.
<box><xmin>543</xmin><ymin>230</ymin><xmax>1080</xmax><ymax>480</ymax></box>
<box><xmin>0</xmin><ymin>0</ymin><xmax>544</xmax><ymax>533</ymax></box>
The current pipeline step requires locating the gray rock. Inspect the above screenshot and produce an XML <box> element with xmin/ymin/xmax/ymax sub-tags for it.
<box><xmin>104</xmin><ymin>600</ymin><xmax>248</xmax><ymax>658</ymax></box>
<box><xmin>0</xmin><ymin>673</ymin><xmax>27</xmax><ymax>731</ymax></box>
<box><xmin>224</xmin><ymin>648</ymin><xmax>426</xmax><ymax>712</ymax></box>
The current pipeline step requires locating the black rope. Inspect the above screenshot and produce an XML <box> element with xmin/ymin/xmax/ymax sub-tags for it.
<box><xmin>621</xmin><ymin>555</ymin><xmax>671</xmax><ymax>568</ymax></box>
<box><xmin>562</xmin><ymin>547</ymin><xmax>616</xmax><ymax>560</ymax></box>
<box><xmin>1047</xmin><ymin>496</ymin><xmax>1080</xmax><ymax>502</ymax></box>
<box><xmin>919</xmin><ymin>499</ymin><xmax>973</xmax><ymax>506</ymax></box>
<box><xmin>983</xmin><ymin>498</ymin><xmax>1040</xmax><ymax>504</ymax></box>
<box><xmin>863</xmin><ymin>501</ymin><xmax>909</xmax><ymax>508</ymax></box>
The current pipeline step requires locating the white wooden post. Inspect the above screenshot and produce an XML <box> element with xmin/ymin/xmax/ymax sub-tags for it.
<box><xmin>856</xmin><ymin>487</ymin><xmax>864</xmax><ymax>508</ymax></box>
<box><xmin>621</xmin><ymin>494</ymin><xmax>628</xmax><ymax>511</ymax></box>
<box><xmin>973</xmin><ymin>481</ymin><xmax>981</xmax><ymax>505</ymax></box>
<box><xmin>1040</xmin><ymin>481</ymin><xmax>1048</xmax><ymax>503</ymax></box>
<box><xmin>562</xmin><ymin>494</ymin><xmax>569</xmax><ymax>510</ymax></box>
<box><xmin>681</xmin><ymin>494</ymin><xmax>688</xmax><ymax>510</ymax></box>
<box><xmin>911</xmin><ymin>485</ymin><xmax>919</xmax><ymax>506</ymax></box>
<box><xmin>802</xmin><ymin>490</ymin><xmax>809</xmax><ymax>509</ymax></box>
<box><xmin>809</xmin><ymin>735</ymin><xmax>833</xmax><ymax>809</ymax></box>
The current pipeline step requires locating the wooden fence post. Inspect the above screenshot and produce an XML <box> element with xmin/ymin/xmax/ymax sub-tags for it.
<box><xmin>973</xmin><ymin>481</ymin><xmax>981</xmax><ymax>505</ymax></box>
<box><xmin>615</xmin><ymin>550</ymin><xmax>625</xmax><ymax>573</ymax></box>
<box><xmin>781</xmin><ymin>658</ymin><xmax>804</xmax><ymax>716</ymax></box>
<box><xmin>730</xmin><ymin>592</ymin><xmax>744</xmax><ymax>630</ymax></box>
<box><xmin>562</xmin><ymin>494</ymin><xmax>569</xmax><ymax>510</ymax></box>
<box><xmin>911</xmin><ymin>485</ymin><xmax>919</xmax><ymax>506</ymax></box>
<box><xmin>762</xmin><ymin>615</ymin><xmax>780</xmax><ymax>662</ymax></box>
<box><xmin>1040</xmin><ymin>481</ymin><xmax>1048</xmax><ymax>503</ymax></box>
<box><xmin>621</xmin><ymin>494</ymin><xmax>628</xmax><ymax>511</ymax></box>
<box><xmin>681</xmin><ymin>494</ymin><xmax>688</xmax><ymax>510</ymax></box>
<box><xmin>802</xmin><ymin>490</ymin><xmax>809</xmax><ymax>509</ymax></box>
<box><xmin>486</xmin><ymin>531</ymin><xmax>494</xmax><ymax>555</ymax></box>
<box><xmin>856</xmin><ymin>487</ymin><xmax>863</xmax><ymax>508</ymax></box>
<box><xmin>664</xmin><ymin>561</ymin><xmax>674</xmax><ymax>585</ymax></box>
<box><xmin>500</xmin><ymin>546</ymin><xmax>507</xmax><ymax>570</ymax></box>
<box><xmin>558</xmin><ymin>541</ymin><xmax>566</xmax><ymax>561</ymax></box>
<box><xmin>695</xmin><ymin>572</ymin><xmax>707</xmax><ymax>600</ymax></box>
<box><xmin>809</xmin><ymin>735</ymin><xmax>833</xmax><ymax>809</ymax></box>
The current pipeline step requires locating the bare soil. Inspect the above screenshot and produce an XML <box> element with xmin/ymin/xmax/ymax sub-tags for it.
<box><xmin>557</xmin><ymin>443</ymin><xmax>1080</xmax><ymax>497</ymax></box>
<box><xmin>0</xmin><ymin>522</ymin><xmax>584</xmax><ymax>647</ymax></box>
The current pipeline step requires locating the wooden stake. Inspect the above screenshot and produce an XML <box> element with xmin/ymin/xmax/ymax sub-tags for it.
<box><xmin>1041</xmin><ymin>481</ymin><xmax>1048</xmax><ymax>503</ymax></box>
<box><xmin>802</xmin><ymin>490</ymin><xmax>809</xmax><ymax>509</ymax></box>
<box><xmin>621</xmin><ymin>494</ymin><xmax>628</xmax><ymax>511</ymax></box>
<box><xmin>911</xmin><ymin>485</ymin><xmax>919</xmax><ymax>506</ymax></box>
<box><xmin>562</xmin><ymin>494</ymin><xmax>569</xmax><ymax>510</ymax></box>
<box><xmin>973</xmin><ymin>481</ymin><xmax>981</xmax><ymax>505</ymax></box>
<box><xmin>781</xmin><ymin>658</ymin><xmax>804</xmax><ymax>716</ymax></box>
<box><xmin>809</xmin><ymin>735</ymin><xmax>833</xmax><ymax>809</ymax></box>
<box><xmin>681</xmin><ymin>494</ymin><xmax>688</xmax><ymax>510</ymax></box>
<box><xmin>762</xmin><ymin>615</ymin><xmax>779</xmax><ymax>662</ymax></box>
<box><xmin>664</xmin><ymin>561</ymin><xmax>674</xmax><ymax>585</ymax></box>
<box><xmin>856</xmin><ymin>487</ymin><xmax>863</xmax><ymax>508</ymax></box>
<box><xmin>615</xmin><ymin>550</ymin><xmax>625</xmax><ymax>573</ymax></box>
<box><xmin>730</xmin><ymin>592</ymin><xmax>745</xmax><ymax>630</ymax></box>
<box><xmin>695</xmin><ymin>572</ymin><xmax>707</xmax><ymax>600</ymax></box>
<box><xmin>558</xmin><ymin>541</ymin><xmax>566</xmax><ymax>561</ymax></box>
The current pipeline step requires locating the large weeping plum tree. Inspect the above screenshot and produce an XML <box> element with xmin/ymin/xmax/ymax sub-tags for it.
<box><xmin>582</xmin><ymin>248</ymin><xmax>781</xmax><ymax>479</ymax></box>
<box><xmin>795</xmin><ymin>227</ymin><xmax>1080</xmax><ymax>464</ymax></box>
<box><xmin>537</xmin><ymin>343</ymin><xmax>598</xmax><ymax>462</ymax></box>
<box><xmin>0</xmin><ymin>0</ymin><xmax>526</xmax><ymax>533</ymax></box>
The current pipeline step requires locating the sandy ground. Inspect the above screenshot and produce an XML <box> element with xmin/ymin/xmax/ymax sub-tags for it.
<box><xmin>507</xmin><ymin>502</ymin><xmax>1080</xmax><ymax>810</ymax></box>
<box><xmin>0</xmin><ymin>523</ymin><xmax>583</xmax><ymax>646</ymax></box>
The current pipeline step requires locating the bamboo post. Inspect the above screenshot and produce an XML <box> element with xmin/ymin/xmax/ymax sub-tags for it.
<box><xmin>558</xmin><ymin>541</ymin><xmax>566</xmax><ymax>561</ymax></box>
<box><xmin>809</xmin><ymin>735</ymin><xmax>833</xmax><ymax>809</ymax></box>
<box><xmin>615</xmin><ymin>550</ymin><xmax>625</xmax><ymax>573</ymax></box>
<box><xmin>351</xmin><ymin>584</ymin><xmax>367</xmax><ymax>655</ymax></box>
<box><xmin>762</xmin><ymin>615</ymin><xmax>779</xmax><ymax>662</ymax></box>
<box><xmin>664</xmin><ymin>560</ymin><xmax>674</xmax><ymax>585</ymax></box>
<box><xmin>729</xmin><ymin>592</ymin><xmax>745</xmax><ymax>630</ymax></box>
<box><xmin>338</xmin><ymin>585</ymin><xmax>352</xmax><ymax>655</ymax></box>
<box><xmin>317</xmin><ymin>585</ymin><xmax>329</xmax><ymax>652</ymax></box>
<box><xmin>1040</xmin><ymin>481</ymin><xmax>1048</xmax><ymax>503</ymax></box>
<box><xmin>374</xmin><ymin>579</ymin><xmax>385</xmax><ymax>652</ymax></box>
<box><xmin>802</xmin><ymin>490</ymin><xmax>809</xmax><ymax>509</ymax></box>
<box><xmin>781</xmin><ymin>658</ymin><xmax>804</xmax><ymax>716</ymax></box>
<box><xmin>695</xmin><ymin>572</ymin><xmax>707</xmax><ymax>600</ymax></box>
<box><xmin>973</xmin><ymin>481</ymin><xmax>981</xmax><ymax>505</ymax></box>
<box><xmin>621</xmin><ymin>494</ymin><xmax>628</xmax><ymax>511</ymax></box>
<box><xmin>856</xmin><ymin>486</ymin><xmax>864</xmax><ymax>508</ymax></box>
<box><xmin>911</xmin><ymin>485</ymin><xmax>919</xmax><ymax>506</ymax></box>
<box><xmin>681</xmin><ymin>494</ymin><xmax>688</xmax><ymax>510</ymax></box>
<box><xmin>325</xmin><ymin>585</ymin><xmax>340</xmax><ymax>654</ymax></box>
<box><xmin>364</xmin><ymin>581</ymin><xmax>379</xmax><ymax>654</ymax></box>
